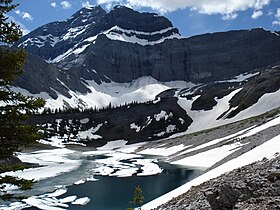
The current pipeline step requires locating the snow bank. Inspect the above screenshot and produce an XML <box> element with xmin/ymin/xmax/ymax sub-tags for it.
<box><xmin>139</xmin><ymin>144</ymin><xmax>187</xmax><ymax>157</ymax></box>
<box><xmin>1</xmin><ymin>149</ymin><xmax>81</xmax><ymax>181</ymax></box>
<box><xmin>97</xmin><ymin>140</ymin><xmax>128</xmax><ymax>150</ymax></box>
<box><xmin>142</xmin><ymin>134</ymin><xmax>280</xmax><ymax>209</ymax></box>
<box><xmin>173</xmin><ymin>142</ymin><xmax>245</xmax><ymax>168</ymax></box>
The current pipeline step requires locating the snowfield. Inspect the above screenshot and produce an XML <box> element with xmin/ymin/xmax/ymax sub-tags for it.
<box><xmin>141</xmin><ymin>115</ymin><xmax>280</xmax><ymax>209</ymax></box>
<box><xmin>11</xmin><ymin>76</ymin><xmax>195</xmax><ymax>110</ymax></box>
<box><xmin>142</xmin><ymin>134</ymin><xmax>280</xmax><ymax>209</ymax></box>
<box><xmin>1</xmin><ymin>113</ymin><xmax>280</xmax><ymax>209</ymax></box>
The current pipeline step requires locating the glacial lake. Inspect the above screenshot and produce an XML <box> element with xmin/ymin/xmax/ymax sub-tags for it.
<box><xmin>5</xmin><ymin>150</ymin><xmax>203</xmax><ymax>210</ymax></box>
<box><xmin>63</xmin><ymin>162</ymin><xmax>202</xmax><ymax>210</ymax></box>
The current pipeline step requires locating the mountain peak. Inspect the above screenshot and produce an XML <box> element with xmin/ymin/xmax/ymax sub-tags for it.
<box><xmin>16</xmin><ymin>5</ymin><xmax>180</xmax><ymax>63</ymax></box>
<box><xmin>68</xmin><ymin>5</ymin><xmax>106</xmax><ymax>25</ymax></box>
<box><xmin>105</xmin><ymin>5</ymin><xmax>173</xmax><ymax>32</ymax></box>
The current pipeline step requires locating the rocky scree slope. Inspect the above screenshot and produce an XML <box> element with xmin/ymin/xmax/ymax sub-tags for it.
<box><xmin>136</xmin><ymin>107</ymin><xmax>280</xmax><ymax>209</ymax></box>
<box><xmin>155</xmin><ymin>155</ymin><xmax>280</xmax><ymax>210</ymax></box>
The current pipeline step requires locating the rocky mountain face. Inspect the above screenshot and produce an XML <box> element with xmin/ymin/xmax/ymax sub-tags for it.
<box><xmin>15</xmin><ymin>51</ymin><xmax>90</xmax><ymax>98</ymax></box>
<box><xmin>15</xmin><ymin>6</ymin><xmax>280</xmax><ymax>94</ymax></box>
<box><xmin>10</xmin><ymin>5</ymin><xmax>280</xmax><ymax>143</ymax></box>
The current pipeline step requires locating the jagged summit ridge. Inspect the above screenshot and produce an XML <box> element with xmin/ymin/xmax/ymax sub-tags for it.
<box><xmin>16</xmin><ymin>5</ymin><xmax>180</xmax><ymax>63</ymax></box>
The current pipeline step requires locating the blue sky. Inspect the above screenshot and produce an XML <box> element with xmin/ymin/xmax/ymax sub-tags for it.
<box><xmin>10</xmin><ymin>0</ymin><xmax>280</xmax><ymax>37</ymax></box>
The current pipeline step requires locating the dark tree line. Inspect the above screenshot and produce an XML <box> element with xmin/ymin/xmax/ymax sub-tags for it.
<box><xmin>40</xmin><ymin>99</ymin><xmax>156</xmax><ymax>115</ymax></box>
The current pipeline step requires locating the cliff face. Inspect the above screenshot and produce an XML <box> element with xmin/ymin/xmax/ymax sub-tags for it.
<box><xmin>14</xmin><ymin>51</ymin><xmax>90</xmax><ymax>98</ymax></box>
<box><xmin>66</xmin><ymin>28</ymin><xmax>280</xmax><ymax>83</ymax></box>
<box><xmin>15</xmin><ymin>6</ymin><xmax>280</xmax><ymax>88</ymax></box>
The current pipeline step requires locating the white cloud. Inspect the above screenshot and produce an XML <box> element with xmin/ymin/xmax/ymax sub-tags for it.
<box><xmin>61</xmin><ymin>1</ymin><xmax>72</xmax><ymax>9</ymax></box>
<box><xmin>222</xmin><ymin>12</ymin><xmax>238</xmax><ymax>20</ymax></box>
<box><xmin>272</xmin><ymin>8</ymin><xmax>280</xmax><ymax>25</ymax></box>
<box><xmin>82</xmin><ymin>1</ymin><xmax>94</xmax><ymax>8</ymax></box>
<box><xmin>252</xmin><ymin>10</ymin><xmax>263</xmax><ymax>19</ymax></box>
<box><xmin>51</xmin><ymin>2</ymin><xmax>57</xmax><ymax>8</ymax></box>
<box><xmin>272</xmin><ymin>20</ymin><xmax>280</xmax><ymax>25</ymax></box>
<box><xmin>268</xmin><ymin>10</ymin><xmax>274</xmax><ymax>16</ymax></box>
<box><xmin>97</xmin><ymin>0</ymin><xmax>271</xmax><ymax>19</ymax></box>
<box><xmin>276</xmin><ymin>8</ymin><xmax>280</xmax><ymax>19</ymax></box>
<box><xmin>15</xmin><ymin>10</ymin><xmax>33</xmax><ymax>21</ymax></box>
<box><xmin>22</xmin><ymin>12</ymin><xmax>33</xmax><ymax>21</ymax></box>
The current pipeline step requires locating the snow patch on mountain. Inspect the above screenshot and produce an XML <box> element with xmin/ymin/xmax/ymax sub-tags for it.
<box><xmin>175</xmin><ymin>87</ymin><xmax>280</xmax><ymax>135</ymax></box>
<box><xmin>217</xmin><ymin>72</ymin><xmax>260</xmax><ymax>83</ymax></box>
<box><xmin>177</xmin><ymin>89</ymin><xmax>242</xmax><ymax>134</ymax></box>
<box><xmin>105</xmin><ymin>26</ymin><xmax>182</xmax><ymax>46</ymax></box>
<box><xmin>173</xmin><ymin>141</ymin><xmax>246</xmax><ymax>169</ymax></box>
<box><xmin>139</xmin><ymin>144</ymin><xmax>188</xmax><ymax>157</ymax></box>
<box><xmin>130</xmin><ymin>123</ymin><xmax>141</xmax><ymax>132</ymax></box>
<box><xmin>18</xmin><ymin>34</ymin><xmax>61</xmax><ymax>48</ymax></box>
<box><xmin>63</xmin><ymin>24</ymin><xmax>90</xmax><ymax>41</ymax></box>
<box><xmin>232</xmin><ymin>88</ymin><xmax>280</xmax><ymax>121</ymax></box>
<box><xmin>12</xmin><ymin>77</ymin><xmax>194</xmax><ymax>110</ymax></box>
<box><xmin>77</xmin><ymin>123</ymin><xmax>103</xmax><ymax>140</ymax></box>
<box><xmin>48</xmin><ymin>25</ymin><xmax>181</xmax><ymax>63</ymax></box>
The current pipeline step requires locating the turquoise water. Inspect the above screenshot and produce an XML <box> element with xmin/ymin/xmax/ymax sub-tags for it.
<box><xmin>19</xmin><ymin>153</ymin><xmax>203</xmax><ymax>210</ymax></box>
<box><xmin>58</xmin><ymin>162</ymin><xmax>202</xmax><ymax>210</ymax></box>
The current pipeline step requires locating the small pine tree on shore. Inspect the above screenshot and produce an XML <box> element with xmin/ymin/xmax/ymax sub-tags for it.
<box><xmin>127</xmin><ymin>185</ymin><xmax>145</xmax><ymax>210</ymax></box>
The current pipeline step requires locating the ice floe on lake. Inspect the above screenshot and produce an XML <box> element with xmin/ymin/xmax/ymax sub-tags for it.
<box><xmin>0</xmin><ymin>140</ymin><xmax>166</xmax><ymax>209</ymax></box>
<box><xmin>0</xmin><ymin>187</ymin><xmax>90</xmax><ymax>210</ymax></box>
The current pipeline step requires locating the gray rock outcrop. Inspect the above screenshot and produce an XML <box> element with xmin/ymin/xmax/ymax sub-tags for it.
<box><xmin>156</xmin><ymin>155</ymin><xmax>280</xmax><ymax>210</ymax></box>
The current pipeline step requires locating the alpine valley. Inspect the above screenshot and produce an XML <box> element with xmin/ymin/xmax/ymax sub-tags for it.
<box><xmin>2</xmin><ymin>5</ymin><xmax>280</xmax><ymax>210</ymax></box>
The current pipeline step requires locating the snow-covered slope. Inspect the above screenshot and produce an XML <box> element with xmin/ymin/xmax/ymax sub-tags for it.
<box><xmin>14</xmin><ymin>65</ymin><xmax>280</xmax><ymax>140</ymax></box>
<box><xmin>12</xmin><ymin>76</ymin><xmax>194</xmax><ymax>110</ymax></box>
<box><xmin>140</xmin><ymin>111</ymin><xmax>280</xmax><ymax>209</ymax></box>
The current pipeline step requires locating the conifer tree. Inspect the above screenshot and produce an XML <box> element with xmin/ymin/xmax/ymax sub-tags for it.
<box><xmin>127</xmin><ymin>185</ymin><xmax>145</xmax><ymax>210</ymax></box>
<box><xmin>0</xmin><ymin>0</ymin><xmax>45</xmax><ymax>159</ymax></box>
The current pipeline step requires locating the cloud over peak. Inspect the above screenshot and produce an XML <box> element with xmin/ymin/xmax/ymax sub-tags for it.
<box><xmin>82</xmin><ymin>1</ymin><xmax>94</xmax><ymax>8</ymax></box>
<box><xmin>15</xmin><ymin>10</ymin><xmax>34</xmax><ymax>21</ymax></box>
<box><xmin>252</xmin><ymin>10</ymin><xmax>263</xmax><ymax>19</ymax></box>
<box><xmin>97</xmin><ymin>0</ymin><xmax>271</xmax><ymax>19</ymax></box>
<box><xmin>61</xmin><ymin>1</ymin><xmax>72</xmax><ymax>9</ymax></box>
<box><xmin>50</xmin><ymin>2</ymin><xmax>57</xmax><ymax>8</ymax></box>
<box><xmin>272</xmin><ymin>8</ymin><xmax>280</xmax><ymax>25</ymax></box>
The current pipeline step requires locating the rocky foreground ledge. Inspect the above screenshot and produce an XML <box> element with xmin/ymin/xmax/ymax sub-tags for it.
<box><xmin>156</xmin><ymin>154</ymin><xmax>280</xmax><ymax>210</ymax></box>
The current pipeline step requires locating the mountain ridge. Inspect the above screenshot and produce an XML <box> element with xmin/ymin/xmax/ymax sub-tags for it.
<box><xmin>15</xmin><ymin>6</ymin><xmax>280</xmax><ymax>87</ymax></box>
